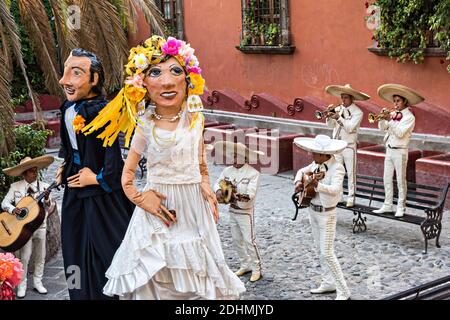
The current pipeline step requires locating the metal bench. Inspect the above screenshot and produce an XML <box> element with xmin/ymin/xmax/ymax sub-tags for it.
<box><xmin>384</xmin><ymin>275</ymin><xmax>450</xmax><ymax>300</ymax></box>
<box><xmin>118</xmin><ymin>132</ymin><xmax>147</xmax><ymax>179</ymax></box>
<box><xmin>338</xmin><ymin>174</ymin><xmax>449</xmax><ymax>254</ymax></box>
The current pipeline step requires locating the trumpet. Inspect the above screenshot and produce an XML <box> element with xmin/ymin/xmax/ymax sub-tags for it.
<box><xmin>218</xmin><ymin>179</ymin><xmax>236</xmax><ymax>204</ymax></box>
<box><xmin>314</xmin><ymin>104</ymin><xmax>342</xmax><ymax>120</ymax></box>
<box><xmin>368</xmin><ymin>108</ymin><xmax>393</xmax><ymax>123</ymax></box>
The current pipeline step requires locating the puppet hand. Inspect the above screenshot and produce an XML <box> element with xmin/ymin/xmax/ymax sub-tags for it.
<box><xmin>55</xmin><ymin>164</ymin><xmax>65</xmax><ymax>185</ymax></box>
<box><xmin>201</xmin><ymin>182</ymin><xmax>219</xmax><ymax>223</ymax></box>
<box><xmin>139</xmin><ymin>190</ymin><xmax>176</xmax><ymax>227</ymax></box>
<box><xmin>68</xmin><ymin>167</ymin><xmax>99</xmax><ymax>188</ymax></box>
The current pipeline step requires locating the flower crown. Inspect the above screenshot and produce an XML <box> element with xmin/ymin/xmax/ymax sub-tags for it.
<box><xmin>82</xmin><ymin>35</ymin><xmax>206</xmax><ymax>147</ymax></box>
<box><xmin>124</xmin><ymin>35</ymin><xmax>205</xmax><ymax>97</ymax></box>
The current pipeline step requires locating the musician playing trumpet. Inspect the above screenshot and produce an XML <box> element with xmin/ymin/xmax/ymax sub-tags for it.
<box><xmin>1</xmin><ymin>155</ymin><xmax>56</xmax><ymax>298</ymax></box>
<box><xmin>373</xmin><ymin>84</ymin><xmax>423</xmax><ymax>217</ymax></box>
<box><xmin>213</xmin><ymin>141</ymin><xmax>263</xmax><ymax>282</ymax></box>
<box><xmin>293</xmin><ymin>135</ymin><xmax>351</xmax><ymax>300</ymax></box>
<box><xmin>323</xmin><ymin>84</ymin><xmax>369</xmax><ymax>208</ymax></box>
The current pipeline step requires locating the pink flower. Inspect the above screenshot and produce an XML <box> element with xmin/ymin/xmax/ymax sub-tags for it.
<box><xmin>0</xmin><ymin>253</ymin><xmax>23</xmax><ymax>288</ymax></box>
<box><xmin>162</xmin><ymin>37</ymin><xmax>183</xmax><ymax>55</ymax></box>
<box><xmin>179</xmin><ymin>43</ymin><xmax>195</xmax><ymax>60</ymax></box>
<box><xmin>187</xmin><ymin>66</ymin><xmax>202</xmax><ymax>74</ymax></box>
<box><xmin>125</xmin><ymin>74</ymin><xmax>144</xmax><ymax>88</ymax></box>
<box><xmin>1</xmin><ymin>281</ymin><xmax>15</xmax><ymax>300</ymax></box>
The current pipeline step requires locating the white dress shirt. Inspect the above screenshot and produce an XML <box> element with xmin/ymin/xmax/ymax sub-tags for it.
<box><xmin>64</xmin><ymin>103</ymin><xmax>78</xmax><ymax>150</ymax></box>
<box><xmin>214</xmin><ymin>164</ymin><xmax>260</xmax><ymax>214</ymax></box>
<box><xmin>378</xmin><ymin>107</ymin><xmax>415</xmax><ymax>149</ymax></box>
<box><xmin>294</xmin><ymin>156</ymin><xmax>345</xmax><ymax>208</ymax></box>
<box><xmin>326</xmin><ymin>103</ymin><xmax>363</xmax><ymax>144</ymax></box>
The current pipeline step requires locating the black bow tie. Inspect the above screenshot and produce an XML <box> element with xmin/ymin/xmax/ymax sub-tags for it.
<box><xmin>27</xmin><ymin>186</ymin><xmax>36</xmax><ymax>195</ymax></box>
<box><xmin>314</xmin><ymin>163</ymin><xmax>328</xmax><ymax>173</ymax></box>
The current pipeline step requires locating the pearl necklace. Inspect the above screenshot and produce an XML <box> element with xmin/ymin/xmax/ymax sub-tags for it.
<box><xmin>152</xmin><ymin>125</ymin><xmax>177</xmax><ymax>150</ymax></box>
<box><xmin>152</xmin><ymin>109</ymin><xmax>183</xmax><ymax>122</ymax></box>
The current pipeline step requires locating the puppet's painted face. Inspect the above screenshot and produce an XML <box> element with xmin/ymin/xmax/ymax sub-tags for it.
<box><xmin>59</xmin><ymin>55</ymin><xmax>98</xmax><ymax>102</ymax></box>
<box><xmin>143</xmin><ymin>57</ymin><xmax>187</xmax><ymax>110</ymax></box>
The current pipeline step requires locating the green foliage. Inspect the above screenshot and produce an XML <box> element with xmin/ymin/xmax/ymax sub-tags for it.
<box><xmin>9</xmin><ymin>0</ymin><xmax>50</xmax><ymax>106</ymax></box>
<box><xmin>372</xmin><ymin>0</ymin><xmax>450</xmax><ymax>72</ymax></box>
<box><xmin>0</xmin><ymin>124</ymin><xmax>52</xmax><ymax>199</ymax></box>
<box><xmin>429</xmin><ymin>0</ymin><xmax>450</xmax><ymax>72</ymax></box>
<box><xmin>265</xmin><ymin>23</ymin><xmax>280</xmax><ymax>46</ymax></box>
<box><xmin>242</xmin><ymin>0</ymin><xmax>281</xmax><ymax>46</ymax></box>
<box><xmin>0</xmin><ymin>150</ymin><xmax>24</xmax><ymax>200</ymax></box>
<box><xmin>13</xmin><ymin>124</ymin><xmax>52</xmax><ymax>158</ymax></box>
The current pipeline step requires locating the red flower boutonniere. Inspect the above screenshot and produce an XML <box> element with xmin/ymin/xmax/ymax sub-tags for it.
<box><xmin>73</xmin><ymin>115</ymin><xmax>86</xmax><ymax>134</ymax></box>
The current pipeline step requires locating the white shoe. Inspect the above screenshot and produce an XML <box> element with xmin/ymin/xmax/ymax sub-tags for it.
<box><xmin>16</xmin><ymin>285</ymin><xmax>26</xmax><ymax>298</ymax></box>
<box><xmin>310</xmin><ymin>284</ymin><xmax>336</xmax><ymax>294</ymax></box>
<box><xmin>373</xmin><ymin>205</ymin><xmax>394</xmax><ymax>214</ymax></box>
<box><xmin>250</xmin><ymin>271</ymin><xmax>262</xmax><ymax>282</ymax></box>
<box><xmin>346</xmin><ymin>198</ymin><xmax>355</xmax><ymax>208</ymax></box>
<box><xmin>335</xmin><ymin>294</ymin><xmax>351</xmax><ymax>300</ymax></box>
<box><xmin>235</xmin><ymin>267</ymin><xmax>252</xmax><ymax>277</ymax></box>
<box><xmin>33</xmin><ymin>281</ymin><xmax>48</xmax><ymax>294</ymax></box>
<box><xmin>395</xmin><ymin>208</ymin><xmax>405</xmax><ymax>217</ymax></box>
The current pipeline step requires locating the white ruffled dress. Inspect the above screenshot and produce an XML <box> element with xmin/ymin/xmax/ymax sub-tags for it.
<box><xmin>103</xmin><ymin>110</ymin><xmax>246</xmax><ymax>300</ymax></box>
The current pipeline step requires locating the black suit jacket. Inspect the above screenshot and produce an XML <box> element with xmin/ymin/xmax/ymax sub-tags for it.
<box><xmin>58</xmin><ymin>96</ymin><xmax>125</xmax><ymax>198</ymax></box>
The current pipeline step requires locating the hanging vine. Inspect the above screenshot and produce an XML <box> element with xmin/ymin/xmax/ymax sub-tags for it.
<box><xmin>366</xmin><ymin>0</ymin><xmax>450</xmax><ymax>73</ymax></box>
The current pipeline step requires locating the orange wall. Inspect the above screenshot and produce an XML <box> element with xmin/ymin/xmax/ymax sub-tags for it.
<box><xmin>180</xmin><ymin>0</ymin><xmax>449</xmax><ymax>110</ymax></box>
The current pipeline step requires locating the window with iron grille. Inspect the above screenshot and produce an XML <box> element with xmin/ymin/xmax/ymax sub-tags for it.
<box><xmin>238</xmin><ymin>0</ymin><xmax>294</xmax><ymax>54</ymax></box>
<box><xmin>155</xmin><ymin>0</ymin><xmax>184</xmax><ymax>39</ymax></box>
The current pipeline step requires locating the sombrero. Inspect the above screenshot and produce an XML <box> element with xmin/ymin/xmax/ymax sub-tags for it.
<box><xmin>294</xmin><ymin>135</ymin><xmax>347</xmax><ymax>155</ymax></box>
<box><xmin>325</xmin><ymin>84</ymin><xmax>370</xmax><ymax>101</ymax></box>
<box><xmin>377</xmin><ymin>84</ymin><xmax>425</xmax><ymax>105</ymax></box>
<box><xmin>2</xmin><ymin>155</ymin><xmax>54</xmax><ymax>177</ymax></box>
<box><xmin>213</xmin><ymin>141</ymin><xmax>265</xmax><ymax>160</ymax></box>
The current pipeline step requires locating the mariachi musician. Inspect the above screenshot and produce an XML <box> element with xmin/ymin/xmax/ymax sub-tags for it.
<box><xmin>321</xmin><ymin>84</ymin><xmax>370</xmax><ymax>208</ymax></box>
<box><xmin>372</xmin><ymin>84</ymin><xmax>424</xmax><ymax>217</ymax></box>
<box><xmin>213</xmin><ymin>141</ymin><xmax>264</xmax><ymax>283</ymax></box>
<box><xmin>1</xmin><ymin>155</ymin><xmax>56</xmax><ymax>298</ymax></box>
<box><xmin>294</xmin><ymin>135</ymin><xmax>351</xmax><ymax>300</ymax></box>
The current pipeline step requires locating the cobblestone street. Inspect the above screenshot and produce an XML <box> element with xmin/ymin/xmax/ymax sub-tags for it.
<box><xmin>21</xmin><ymin>156</ymin><xmax>450</xmax><ymax>300</ymax></box>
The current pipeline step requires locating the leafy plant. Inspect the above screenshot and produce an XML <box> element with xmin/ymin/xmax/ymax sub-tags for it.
<box><xmin>9</xmin><ymin>0</ymin><xmax>48</xmax><ymax>107</ymax></box>
<box><xmin>265</xmin><ymin>23</ymin><xmax>280</xmax><ymax>45</ymax></box>
<box><xmin>369</xmin><ymin>0</ymin><xmax>450</xmax><ymax>72</ymax></box>
<box><xmin>13</xmin><ymin>123</ymin><xmax>52</xmax><ymax>158</ymax></box>
<box><xmin>242</xmin><ymin>0</ymin><xmax>281</xmax><ymax>46</ymax></box>
<box><xmin>0</xmin><ymin>123</ymin><xmax>52</xmax><ymax>199</ymax></box>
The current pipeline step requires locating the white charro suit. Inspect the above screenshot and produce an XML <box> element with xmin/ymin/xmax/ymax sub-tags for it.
<box><xmin>378</xmin><ymin>107</ymin><xmax>415</xmax><ymax>211</ymax></box>
<box><xmin>295</xmin><ymin>156</ymin><xmax>351</xmax><ymax>299</ymax></box>
<box><xmin>214</xmin><ymin>164</ymin><xmax>262</xmax><ymax>273</ymax></box>
<box><xmin>326</xmin><ymin>103</ymin><xmax>363</xmax><ymax>200</ymax></box>
<box><xmin>1</xmin><ymin>179</ymin><xmax>55</xmax><ymax>291</ymax></box>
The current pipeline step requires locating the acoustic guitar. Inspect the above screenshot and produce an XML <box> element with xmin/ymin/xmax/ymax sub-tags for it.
<box><xmin>0</xmin><ymin>181</ymin><xmax>58</xmax><ymax>252</ymax></box>
<box><xmin>218</xmin><ymin>179</ymin><xmax>237</xmax><ymax>204</ymax></box>
<box><xmin>292</xmin><ymin>172</ymin><xmax>325</xmax><ymax>220</ymax></box>
<box><xmin>298</xmin><ymin>172</ymin><xmax>325</xmax><ymax>207</ymax></box>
